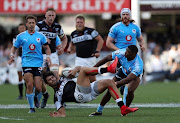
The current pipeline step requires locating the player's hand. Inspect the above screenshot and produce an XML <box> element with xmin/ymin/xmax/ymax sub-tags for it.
<box><xmin>91</xmin><ymin>51</ymin><xmax>100</xmax><ymax>58</ymax></box>
<box><xmin>49</xmin><ymin>111</ymin><xmax>65</xmax><ymax>117</ymax></box>
<box><xmin>47</xmin><ymin>38</ymin><xmax>51</xmax><ymax>44</ymax></box>
<box><xmin>8</xmin><ymin>54</ymin><xmax>15</xmax><ymax>65</ymax></box>
<box><xmin>57</xmin><ymin>47</ymin><xmax>64</xmax><ymax>55</ymax></box>
<box><xmin>46</xmin><ymin>56</ymin><xmax>51</xmax><ymax>66</ymax></box>
<box><xmin>68</xmin><ymin>69</ymin><xmax>77</xmax><ymax>79</ymax></box>
<box><xmin>140</xmin><ymin>44</ymin><xmax>145</xmax><ymax>52</ymax></box>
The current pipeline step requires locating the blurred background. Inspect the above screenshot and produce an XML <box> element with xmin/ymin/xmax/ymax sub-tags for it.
<box><xmin>0</xmin><ymin>0</ymin><xmax>180</xmax><ymax>85</ymax></box>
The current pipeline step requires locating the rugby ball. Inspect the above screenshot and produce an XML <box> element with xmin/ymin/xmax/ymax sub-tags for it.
<box><xmin>62</xmin><ymin>67</ymin><xmax>79</xmax><ymax>78</ymax></box>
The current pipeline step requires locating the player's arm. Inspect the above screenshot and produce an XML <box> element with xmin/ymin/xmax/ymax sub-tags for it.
<box><xmin>67</xmin><ymin>41</ymin><xmax>75</xmax><ymax>54</ymax></box>
<box><xmin>106</xmin><ymin>36</ymin><xmax>119</xmax><ymax>51</ymax></box>
<box><xmin>8</xmin><ymin>46</ymin><xmax>18</xmax><ymax>65</ymax></box>
<box><xmin>94</xmin><ymin>54</ymin><xmax>113</xmax><ymax>67</ymax></box>
<box><xmin>43</xmin><ymin>43</ymin><xmax>51</xmax><ymax>65</ymax></box>
<box><xmin>137</xmin><ymin>34</ymin><xmax>145</xmax><ymax>52</ymax></box>
<box><xmin>49</xmin><ymin>106</ymin><xmax>66</xmax><ymax>117</ymax></box>
<box><xmin>92</xmin><ymin>35</ymin><xmax>104</xmax><ymax>58</ymax></box>
<box><xmin>59</xmin><ymin>34</ymin><xmax>68</xmax><ymax>52</ymax></box>
<box><xmin>116</xmin><ymin>73</ymin><xmax>137</xmax><ymax>88</ymax></box>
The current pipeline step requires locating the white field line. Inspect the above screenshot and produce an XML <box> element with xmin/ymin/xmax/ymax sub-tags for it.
<box><xmin>0</xmin><ymin>117</ymin><xmax>24</xmax><ymax>120</ymax></box>
<box><xmin>0</xmin><ymin>103</ymin><xmax>180</xmax><ymax>109</ymax></box>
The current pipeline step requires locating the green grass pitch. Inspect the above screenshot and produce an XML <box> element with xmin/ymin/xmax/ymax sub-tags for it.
<box><xmin>0</xmin><ymin>81</ymin><xmax>180</xmax><ymax>122</ymax></box>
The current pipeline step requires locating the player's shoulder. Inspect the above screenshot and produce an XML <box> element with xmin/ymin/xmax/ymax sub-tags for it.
<box><xmin>36</xmin><ymin>21</ymin><xmax>44</xmax><ymax>26</ymax></box>
<box><xmin>112</xmin><ymin>22</ymin><xmax>122</xmax><ymax>28</ymax></box>
<box><xmin>86</xmin><ymin>27</ymin><xmax>96</xmax><ymax>31</ymax></box>
<box><xmin>36</xmin><ymin>31</ymin><xmax>46</xmax><ymax>37</ymax></box>
<box><xmin>53</xmin><ymin>22</ymin><xmax>62</xmax><ymax>28</ymax></box>
<box><xmin>17</xmin><ymin>31</ymin><xmax>27</xmax><ymax>37</ymax></box>
<box><xmin>130</xmin><ymin>22</ymin><xmax>140</xmax><ymax>28</ymax></box>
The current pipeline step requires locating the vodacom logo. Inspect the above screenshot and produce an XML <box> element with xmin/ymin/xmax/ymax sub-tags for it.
<box><xmin>126</xmin><ymin>35</ymin><xmax>132</xmax><ymax>41</ymax></box>
<box><xmin>29</xmin><ymin>44</ymin><xmax>36</xmax><ymax>50</ymax></box>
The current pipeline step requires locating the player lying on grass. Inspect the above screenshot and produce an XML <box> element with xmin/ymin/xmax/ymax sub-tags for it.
<box><xmin>42</xmin><ymin>57</ymin><xmax>138</xmax><ymax>117</ymax></box>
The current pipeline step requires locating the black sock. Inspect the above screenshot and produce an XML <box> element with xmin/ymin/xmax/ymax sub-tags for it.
<box><xmin>18</xmin><ymin>83</ymin><xmax>23</xmax><ymax>96</ymax></box>
<box><xmin>43</xmin><ymin>92</ymin><xmax>49</xmax><ymax>98</ymax></box>
<box><xmin>117</xmin><ymin>101</ymin><xmax>124</xmax><ymax>108</ymax></box>
<box><xmin>100</xmin><ymin>68</ymin><xmax>108</xmax><ymax>74</ymax></box>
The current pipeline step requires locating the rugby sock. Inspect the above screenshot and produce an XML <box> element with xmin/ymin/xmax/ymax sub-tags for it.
<box><xmin>123</xmin><ymin>86</ymin><xmax>128</xmax><ymax>105</ymax></box>
<box><xmin>116</xmin><ymin>98</ymin><xmax>124</xmax><ymax>108</ymax></box>
<box><xmin>26</xmin><ymin>93</ymin><xmax>35</xmax><ymax>108</ymax></box>
<box><xmin>86</xmin><ymin>70</ymin><xmax>98</xmax><ymax>75</ymax></box>
<box><xmin>37</xmin><ymin>92</ymin><xmax>42</xmax><ymax>102</ymax></box>
<box><xmin>98</xmin><ymin>67</ymin><xmax>107</xmax><ymax>74</ymax></box>
<box><xmin>97</xmin><ymin>104</ymin><xmax>104</xmax><ymax>113</ymax></box>
<box><xmin>18</xmin><ymin>81</ymin><xmax>23</xmax><ymax>96</ymax></box>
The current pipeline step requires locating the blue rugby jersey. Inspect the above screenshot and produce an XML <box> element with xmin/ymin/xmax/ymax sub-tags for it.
<box><xmin>112</xmin><ymin>49</ymin><xmax>143</xmax><ymax>76</ymax></box>
<box><xmin>13</xmin><ymin>31</ymin><xmax>47</xmax><ymax>67</ymax></box>
<box><xmin>108</xmin><ymin>22</ymin><xmax>141</xmax><ymax>50</ymax></box>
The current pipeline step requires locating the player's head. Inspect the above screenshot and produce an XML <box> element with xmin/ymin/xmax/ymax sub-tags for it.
<box><xmin>45</xmin><ymin>8</ymin><xmax>56</xmax><ymax>24</ymax></box>
<box><xmin>42</xmin><ymin>71</ymin><xmax>57</xmax><ymax>88</ymax></box>
<box><xmin>75</xmin><ymin>14</ymin><xmax>85</xmax><ymax>31</ymax></box>
<box><xmin>26</xmin><ymin>15</ymin><xmax>37</xmax><ymax>32</ymax></box>
<box><xmin>120</xmin><ymin>8</ymin><xmax>131</xmax><ymax>24</ymax></box>
<box><xmin>18</xmin><ymin>23</ymin><xmax>26</xmax><ymax>33</ymax></box>
<box><xmin>125</xmin><ymin>45</ymin><xmax>138</xmax><ymax>60</ymax></box>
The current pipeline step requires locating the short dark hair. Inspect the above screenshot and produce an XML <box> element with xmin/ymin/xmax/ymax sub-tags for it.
<box><xmin>26</xmin><ymin>15</ymin><xmax>37</xmax><ymax>22</ymax></box>
<box><xmin>46</xmin><ymin>8</ymin><xmax>56</xmax><ymax>13</ymax></box>
<box><xmin>128</xmin><ymin>45</ymin><xmax>138</xmax><ymax>54</ymax></box>
<box><xmin>76</xmin><ymin>14</ymin><xmax>85</xmax><ymax>21</ymax></box>
<box><xmin>18</xmin><ymin>23</ymin><xmax>26</xmax><ymax>27</ymax></box>
<box><xmin>42</xmin><ymin>71</ymin><xmax>55</xmax><ymax>84</ymax></box>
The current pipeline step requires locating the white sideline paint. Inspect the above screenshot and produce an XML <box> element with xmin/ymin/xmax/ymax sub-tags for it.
<box><xmin>0</xmin><ymin>103</ymin><xmax>180</xmax><ymax>109</ymax></box>
<box><xmin>0</xmin><ymin>117</ymin><xmax>24</xmax><ymax>120</ymax></box>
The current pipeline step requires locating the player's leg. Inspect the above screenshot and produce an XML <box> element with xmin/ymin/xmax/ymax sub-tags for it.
<box><xmin>94</xmin><ymin>79</ymin><xmax>138</xmax><ymax>116</ymax></box>
<box><xmin>41</xmin><ymin>82</ymin><xmax>49</xmax><ymax>108</ymax></box>
<box><xmin>23</xmin><ymin>71</ymin><xmax>35</xmax><ymax>113</ymax></box>
<box><xmin>126</xmin><ymin>77</ymin><xmax>140</xmax><ymax>107</ymax></box>
<box><xmin>17</xmin><ymin>71</ymin><xmax>24</xmax><ymax>100</ymax></box>
<box><xmin>16</xmin><ymin>57</ymin><xmax>24</xmax><ymax>100</ymax></box>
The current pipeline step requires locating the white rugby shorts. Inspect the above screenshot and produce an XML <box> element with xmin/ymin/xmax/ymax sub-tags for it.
<box><xmin>15</xmin><ymin>56</ymin><xmax>22</xmax><ymax>71</ymax></box>
<box><xmin>43</xmin><ymin>52</ymin><xmax>59</xmax><ymax>68</ymax></box>
<box><xmin>75</xmin><ymin>56</ymin><xmax>96</xmax><ymax>67</ymax></box>
<box><xmin>74</xmin><ymin>81</ymin><xmax>99</xmax><ymax>103</ymax></box>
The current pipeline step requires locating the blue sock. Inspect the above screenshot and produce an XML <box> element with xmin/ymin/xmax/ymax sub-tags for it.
<box><xmin>97</xmin><ymin>104</ymin><xmax>104</xmax><ymax>113</ymax></box>
<box><xmin>26</xmin><ymin>93</ymin><xmax>35</xmax><ymax>108</ymax></box>
<box><xmin>123</xmin><ymin>86</ymin><xmax>128</xmax><ymax>105</ymax></box>
<box><xmin>37</xmin><ymin>92</ymin><xmax>42</xmax><ymax>102</ymax></box>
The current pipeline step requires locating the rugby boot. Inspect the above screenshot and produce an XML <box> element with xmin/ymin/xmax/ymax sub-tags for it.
<box><xmin>89</xmin><ymin>111</ymin><xmax>102</xmax><ymax>116</ymax></box>
<box><xmin>107</xmin><ymin>57</ymin><xmax>118</xmax><ymax>73</ymax></box>
<box><xmin>121</xmin><ymin>105</ymin><xmax>138</xmax><ymax>116</ymax></box>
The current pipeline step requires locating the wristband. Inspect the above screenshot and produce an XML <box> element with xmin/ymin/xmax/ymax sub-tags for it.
<box><xmin>46</xmin><ymin>55</ymin><xmax>51</xmax><ymax>58</ymax></box>
<box><xmin>94</xmin><ymin>51</ymin><xmax>99</xmax><ymax>53</ymax></box>
<box><xmin>10</xmin><ymin>53</ymin><xmax>14</xmax><ymax>57</ymax></box>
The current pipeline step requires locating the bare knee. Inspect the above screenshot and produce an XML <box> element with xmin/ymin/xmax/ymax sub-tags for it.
<box><xmin>35</xmin><ymin>87</ymin><xmax>42</xmax><ymax>93</ymax></box>
<box><xmin>106</xmin><ymin>79</ymin><xmax>116</xmax><ymax>87</ymax></box>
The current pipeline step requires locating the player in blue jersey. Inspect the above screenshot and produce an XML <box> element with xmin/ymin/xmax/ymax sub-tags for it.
<box><xmin>89</xmin><ymin>45</ymin><xmax>143</xmax><ymax>116</ymax></box>
<box><xmin>106</xmin><ymin>8</ymin><xmax>145</xmax><ymax>51</ymax></box>
<box><xmin>8</xmin><ymin>15</ymin><xmax>51</xmax><ymax>113</ymax></box>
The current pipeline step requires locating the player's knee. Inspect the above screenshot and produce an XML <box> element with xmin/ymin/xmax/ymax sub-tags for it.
<box><xmin>35</xmin><ymin>87</ymin><xmax>42</xmax><ymax>93</ymax></box>
<box><xmin>107</xmin><ymin>79</ymin><xmax>115</xmax><ymax>86</ymax></box>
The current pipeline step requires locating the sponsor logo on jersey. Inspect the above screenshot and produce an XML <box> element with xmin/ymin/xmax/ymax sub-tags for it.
<box><xmin>126</xmin><ymin>35</ymin><xmax>132</xmax><ymax>41</ymax></box>
<box><xmin>29</xmin><ymin>44</ymin><xmax>36</xmax><ymax>50</ymax></box>
<box><xmin>42</xmin><ymin>27</ymin><xmax>47</xmax><ymax>30</ymax></box>
<box><xmin>36</xmin><ymin>38</ymin><xmax>40</xmax><ymax>43</ymax></box>
<box><xmin>72</xmin><ymin>35</ymin><xmax>93</xmax><ymax>43</ymax></box>
<box><xmin>132</xmin><ymin>29</ymin><xmax>136</xmax><ymax>34</ymax></box>
<box><xmin>41</xmin><ymin>31</ymin><xmax>57</xmax><ymax>39</ymax></box>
